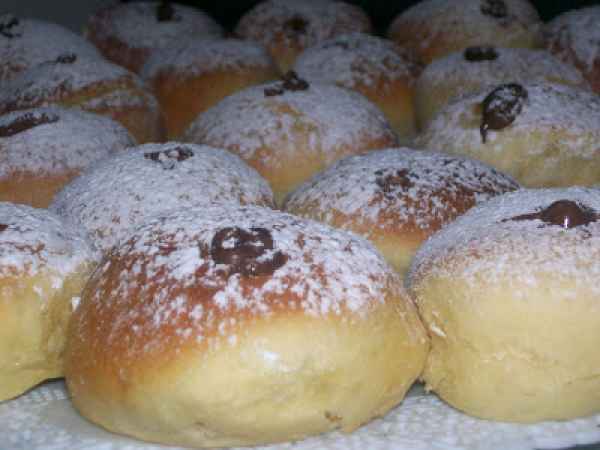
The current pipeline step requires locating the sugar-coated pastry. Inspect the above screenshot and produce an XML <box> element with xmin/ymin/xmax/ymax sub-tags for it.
<box><xmin>183</xmin><ymin>72</ymin><xmax>398</xmax><ymax>205</ymax></box>
<box><xmin>0</xmin><ymin>202</ymin><xmax>96</xmax><ymax>402</ymax></box>
<box><xmin>415</xmin><ymin>46</ymin><xmax>588</xmax><ymax>129</ymax></box>
<box><xmin>141</xmin><ymin>38</ymin><xmax>279</xmax><ymax>139</ymax></box>
<box><xmin>0</xmin><ymin>54</ymin><xmax>164</xmax><ymax>144</ymax></box>
<box><xmin>84</xmin><ymin>1</ymin><xmax>224</xmax><ymax>74</ymax></box>
<box><xmin>284</xmin><ymin>148</ymin><xmax>519</xmax><ymax>276</ymax></box>
<box><xmin>65</xmin><ymin>203</ymin><xmax>428</xmax><ymax>447</ymax></box>
<box><xmin>294</xmin><ymin>33</ymin><xmax>422</xmax><ymax>142</ymax></box>
<box><xmin>408</xmin><ymin>187</ymin><xmax>600</xmax><ymax>422</ymax></box>
<box><xmin>416</xmin><ymin>82</ymin><xmax>600</xmax><ymax>188</ymax></box>
<box><xmin>0</xmin><ymin>106</ymin><xmax>135</xmax><ymax>208</ymax></box>
<box><xmin>50</xmin><ymin>142</ymin><xmax>274</xmax><ymax>253</ymax></box>
<box><xmin>0</xmin><ymin>14</ymin><xmax>100</xmax><ymax>84</ymax></box>
<box><xmin>544</xmin><ymin>6</ymin><xmax>600</xmax><ymax>93</ymax></box>
<box><xmin>235</xmin><ymin>0</ymin><xmax>372</xmax><ymax>72</ymax></box>
<box><xmin>387</xmin><ymin>0</ymin><xmax>543</xmax><ymax>65</ymax></box>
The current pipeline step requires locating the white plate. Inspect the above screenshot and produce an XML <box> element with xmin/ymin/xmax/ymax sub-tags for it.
<box><xmin>2</xmin><ymin>381</ymin><xmax>600</xmax><ymax>450</ymax></box>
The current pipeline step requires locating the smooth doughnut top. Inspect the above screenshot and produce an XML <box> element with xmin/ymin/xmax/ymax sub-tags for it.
<box><xmin>545</xmin><ymin>6</ymin><xmax>600</xmax><ymax>74</ymax></box>
<box><xmin>418</xmin><ymin>47</ymin><xmax>586</xmax><ymax>91</ymax></box>
<box><xmin>0</xmin><ymin>202</ymin><xmax>95</xmax><ymax>278</ymax></box>
<box><xmin>284</xmin><ymin>148</ymin><xmax>519</xmax><ymax>236</ymax></box>
<box><xmin>72</xmin><ymin>203</ymin><xmax>404</xmax><ymax>360</ymax></box>
<box><xmin>388</xmin><ymin>0</ymin><xmax>541</xmax><ymax>45</ymax></box>
<box><xmin>0</xmin><ymin>14</ymin><xmax>100</xmax><ymax>83</ymax></box>
<box><xmin>418</xmin><ymin>82</ymin><xmax>600</xmax><ymax>157</ymax></box>
<box><xmin>294</xmin><ymin>32</ymin><xmax>421</xmax><ymax>91</ymax></box>
<box><xmin>85</xmin><ymin>2</ymin><xmax>223</xmax><ymax>50</ymax></box>
<box><xmin>184</xmin><ymin>74</ymin><xmax>396</xmax><ymax>165</ymax></box>
<box><xmin>50</xmin><ymin>142</ymin><xmax>275</xmax><ymax>253</ymax></box>
<box><xmin>235</xmin><ymin>0</ymin><xmax>372</xmax><ymax>49</ymax></box>
<box><xmin>0</xmin><ymin>106</ymin><xmax>134</xmax><ymax>178</ymax></box>
<box><xmin>141</xmin><ymin>38</ymin><xmax>275</xmax><ymax>80</ymax></box>
<box><xmin>0</xmin><ymin>54</ymin><xmax>158</xmax><ymax>113</ymax></box>
<box><xmin>409</xmin><ymin>187</ymin><xmax>600</xmax><ymax>297</ymax></box>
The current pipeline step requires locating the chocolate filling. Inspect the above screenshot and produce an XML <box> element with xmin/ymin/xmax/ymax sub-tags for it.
<box><xmin>264</xmin><ymin>71</ymin><xmax>310</xmax><ymax>97</ymax></box>
<box><xmin>0</xmin><ymin>16</ymin><xmax>21</xmax><ymax>39</ymax></box>
<box><xmin>144</xmin><ymin>147</ymin><xmax>194</xmax><ymax>169</ymax></box>
<box><xmin>480</xmin><ymin>83</ymin><xmax>527</xmax><ymax>143</ymax></box>
<box><xmin>508</xmin><ymin>200</ymin><xmax>598</xmax><ymax>229</ymax></box>
<box><xmin>464</xmin><ymin>46</ymin><xmax>498</xmax><ymax>62</ymax></box>
<box><xmin>480</xmin><ymin>0</ymin><xmax>508</xmax><ymax>18</ymax></box>
<box><xmin>210</xmin><ymin>226</ymin><xmax>288</xmax><ymax>277</ymax></box>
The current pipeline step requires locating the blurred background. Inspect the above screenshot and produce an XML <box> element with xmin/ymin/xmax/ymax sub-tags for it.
<box><xmin>1</xmin><ymin>0</ymin><xmax>599</xmax><ymax>33</ymax></box>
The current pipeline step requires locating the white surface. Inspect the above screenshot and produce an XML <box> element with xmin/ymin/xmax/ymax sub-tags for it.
<box><xmin>3</xmin><ymin>380</ymin><xmax>600</xmax><ymax>450</ymax></box>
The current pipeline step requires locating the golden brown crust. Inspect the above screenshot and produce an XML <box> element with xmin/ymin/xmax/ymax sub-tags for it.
<box><xmin>0</xmin><ymin>170</ymin><xmax>79</xmax><ymax>208</ymax></box>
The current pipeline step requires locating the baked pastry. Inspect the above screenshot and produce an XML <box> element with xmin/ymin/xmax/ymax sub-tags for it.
<box><xmin>0</xmin><ymin>106</ymin><xmax>135</xmax><ymax>208</ymax></box>
<box><xmin>408</xmin><ymin>187</ymin><xmax>600</xmax><ymax>422</ymax></box>
<box><xmin>0</xmin><ymin>14</ymin><xmax>100</xmax><ymax>84</ymax></box>
<box><xmin>141</xmin><ymin>38</ymin><xmax>279</xmax><ymax>139</ymax></box>
<box><xmin>65</xmin><ymin>203</ymin><xmax>428</xmax><ymax>447</ymax></box>
<box><xmin>0</xmin><ymin>54</ymin><xmax>164</xmax><ymax>144</ymax></box>
<box><xmin>415</xmin><ymin>46</ymin><xmax>588</xmax><ymax>129</ymax></box>
<box><xmin>235</xmin><ymin>0</ymin><xmax>372</xmax><ymax>72</ymax></box>
<box><xmin>416</xmin><ymin>82</ymin><xmax>600</xmax><ymax>188</ymax></box>
<box><xmin>284</xmin><ymin>148</ymin><xmax>519</xmax><ymax>276</ymax></box>
<box><xmin>84</xmin><ymin>1</ymin><xmax>224</xmax><ymax>74</ymax></box>
<box><xmin>183</xmin><ymin>72</ymin><xmax>398</xmax><ymax>205</ymax></box>
<box><xmin>544</xmin><ymin>6</ymin><xmax>600</xmax><ymax>93</ymax></box>
<box><xmin>0</xmin><ymin>202</ymin><xmax>96</xmax><ymax>402</ymax></box>
<box><xmin>50</xmin><ymin>142</ymin><xmax>274</xmax><ymax>253</ymax></box>
<box><xmin>387</xmin><ymin>0</ymin><xmax>543</xmax><ymax>65</ymax></box>
<box><xmin>294</xmin><ymin>32</ymin><xmax>422</xmax><ymax>143</ymax></box>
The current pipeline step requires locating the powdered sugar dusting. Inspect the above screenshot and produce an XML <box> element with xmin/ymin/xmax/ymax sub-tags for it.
<box><xmin>183</xmin><ymin>81</ymin><xmax>396</xmax><ymax>165</ymax></box>
<box><xmin>284</xmin><ymin>148</ymin><xmax>519</xmax><ymax>235</ymax></box>
<box><xmin>418</xmin><ymin>47</ymin><xmax>587</xmax><ymax>99</ymax></box>
<box><xmin>140</xmin><ymin>38</ymin><xmax>275</xmax><ymax>80</ymax></box>
<box><xmin>85</xmin><ymin>2</ymin><xmax>223</xmax><ymax>51</ymax></box>
<box><xmin>294</xmin><ymin>32</ymin><xmax>421</xmax><ymax>90</ymax></box>
<box><xmin>0</xmin><ymin>15</ymin><xmax>100</xmax><ymax>84</ymax></box>
<box><xmin>0</xmin><ymin>55</ymin><xmax>159</xmax><ymax>112</ymax></box>
<box><xmin>0</xmin><ymin>106</ymin><xmax>134</xmax><ymax>178</ymax></box>
<box><xmin>408</xmin><ymin>187</ymin><xmax>600</xmax><ymax>296</ymax></box>
<box><xmin>544</xmin><ymin>6</ymin><xmax>600</xmax><ymax>74</ymax></box>
<box><xmin>50</xmin><ymin>142</ymin><xmax>274</xmax><ymax>253</ymax></box>
<box><xmin>0</xmin><ymin>202</ymin><xmax>95</xmax><ymax>278</ymax></box>
<box><xmin>417</xmin><ymin>82</ymin><xmax>600</xmax><ymax>159</ymax></box>
<box><xmin>235</xmin><ymin>0</ymin><xmax>372</xmax><ymax>50</ymax></box>
<box><xmin>78</xmin><ymin>204</ymin><xmax>399</xmax><ymax>359</ymax></box>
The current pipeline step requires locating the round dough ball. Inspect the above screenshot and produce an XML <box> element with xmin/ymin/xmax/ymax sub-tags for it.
<box><xmin>0</xmin><ymin>14</ymin><xmax>100</xmax><ymax>84</ymax></box>
<box><xmin>416</xmin><ymin>82</ymin><xmax>600</xmax><ymax>188</ymax></box>
<box><xmin>65</xmin><ymin>204</ymin><xmax>428</xmax><ymax>447</ymax></box>
<box><xmin>294</xmin><ymin>32</ymin><xmax>422</xmax><ymax>143</ymax></box>
<box><xmin>84</xmin><ymin>1</ymin><xmax>224</xmax><ymax>74</ymax></box>
<box><xmin>415</xmin><ymin>46</ymin><xmax>588</xmax><ymax>129</ymax></box>
<box><xmin>544</xmin><ymin>6</ymin><xmax>600</xmax><ymax>93</ymax></box>
<box><xmin>141</xmin><ymin>38</ymin><xmax>279</xmax><ymax>139</ymax></box>
<box><xmin>0</xmin><ymin>106</ymin><xmax>135</xmax><ymax>208</ymax></box>
<box><xmin>50</xmin><ymin>142</ymin><xmax>275</xmax><ymax>254</ymax></box>
<box><xmin>408</xmin><ymin>187</ymin><xmax>600</xmax><ymax>422</ymax></box>
<box><xmin>183</xmin><ymin>73</ymin><xmax>398</xmax><ymax>205</ymax></box>
<box><xmin>284</xmin><ymin>148</ymin><xmax>519</xmax><ymax>277</ymax></box>
<box><xmin>387</xmin><ymin>0</ymin><xmax>543</xmax><ymax>65</ymax></box>
<box><xmin>235</xmin><ymin>0</ymin><xmax>372</xmax><ymax>72</ymax></box>
<box><xmin>0</xmin><ymin>54</ymin><xmax>164</xmax><ymax>144</ymax></box>
<box><xmin>0</xmin><ymin>202</ymin><xmax>96</xmax><ymax>401</ymax></box>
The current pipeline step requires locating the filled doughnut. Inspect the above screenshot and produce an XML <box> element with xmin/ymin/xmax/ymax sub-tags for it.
<box><xmin>408</xmin><ymin>187</ymin><xmax>600</xmax><ymax>422</ymax></box>
<box><xmin>50</xmin><ymin>142</ymin><xmax>274</xmax><ymax>253</ymax></box>
<box><xmin>0</xmin><ymin>106</ymin><xmax>135</xmax><ymax>208</ymax></box>
<box><xmin>64</xmin><ymin>203</ymin><xmax>428</xmax><ymax>447</ymax></box>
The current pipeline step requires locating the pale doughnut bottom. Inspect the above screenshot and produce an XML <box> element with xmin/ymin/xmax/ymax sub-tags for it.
<box><xmin>67</xmin><ymin>300</ymin><xmax>428</xmax><ymax>448</ymax></box>
<box><xmin>413</xmin><ymin>270</ymin><xmax>600</xmax><ymax>422</ymax></box>
<box><xmin>0</xmin><ymin>265</ymin><xmax>92</xmax><ymax>401</ymax></box>
<box><xmin>419</xmin><ymin>119</ymin><xmax>600</xmax><ymax>188</ymax></box>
